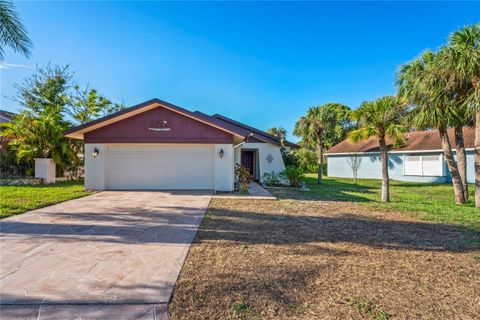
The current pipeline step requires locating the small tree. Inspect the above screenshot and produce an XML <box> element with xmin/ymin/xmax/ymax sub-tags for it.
<box><xmin>347</xmin><ymin>154</ymin><xmax>362</xmax><ymax>184</ymax></box>
<box><xmin>397</xmin><ymin>50</ymin><xmax>468</xmax><ymax>204</ymax></box>
<box><xmin>267</xmin><ymin>126</ymin><xmax>287</xmax><ymax>146</ymax></box>
<box><xmin>348</xmin><ymin>96</ymin><xmax>407</xmax><ymax>202</ymax></box>
<box><xmin>294</xmin><ymin>103</ymin><xmax>351</xmax><ymax>184</ymax></box>
<box><xmin>2</xmin><ymin>64</ymin><xmax>77</xmax><ymax>174</ymax></box>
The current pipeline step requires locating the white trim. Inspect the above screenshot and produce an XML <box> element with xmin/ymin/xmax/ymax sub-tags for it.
<box><xmin>403</xmin><ymin>154</ymin><xmax>444</xmax><ymax>177</ymax></box>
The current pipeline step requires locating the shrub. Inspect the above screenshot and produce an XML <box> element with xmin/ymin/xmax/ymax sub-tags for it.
<box><xmin>234</xmin><ymin>163</ymin><xmax>252</xmax><ymax>192</ymax></box>
<box><xmin>280</xmin><ymin>147</ymin><xmax>299</xmax><ymax>167</ymax></box>
<box><xmin>280</xmin><ymin>166</ymin><xmax>305</xmax><ymax>187</ymax></box>
<box><xmin>262</xmin><ymin>171</ymin><xmax>281</xmax><ymax>186</ymax></box>
<box><xmin>293</xmin><ymin>148</ymin><xmax>318</xmax><ymax>173</ymax></box>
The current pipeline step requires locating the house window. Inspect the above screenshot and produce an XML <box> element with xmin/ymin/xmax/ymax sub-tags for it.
<box><xmin>403</xmin><ymin>154</ymin><xmax>444</xmax><ymax>177</ymax></box>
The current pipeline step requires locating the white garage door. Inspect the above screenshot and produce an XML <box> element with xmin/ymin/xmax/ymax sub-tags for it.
<box><xmin>107</xmin><ymin>144</ymin><xmax>215</xmax><ymax>190</ymax></box>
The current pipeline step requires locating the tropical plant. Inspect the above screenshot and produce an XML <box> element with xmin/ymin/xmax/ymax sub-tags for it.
<box><xmin>68</xmin><ymin>85</ymin><xmax>115</xmax><ymax>124</ymax></box>
<box><xmin>293</xmin><ymin>147</ymin><xmax>318</xmax><ymax>173</ymax></box>
<box><xmin>1</xmin><ymin>65</ymin><xmax>78</xmax><ymax>174</ymax></box>
<box><xmin>437</xmin><ymin>24</ymin><xmax>480</xmax><ymax>206</ymax></box>
<box><xmin>294</xmin><ymin>103</ymin><xmax>351</xmax><ymax>184</ymax></box>
<box><xmin>280</xmin><ymin>146</ymin><xmax>298</xmax><ymax>167</ymax></box>
<box><xmin>0</xmin><ymin>0</ymin><xmax>32</xmax><ymax>59</ymax></box>
<box><xmin>262</xmin><ymin>171</ymin><xmax>281</xmax><ymax>186</ymax></box>
<box><xmin>280</xmin><ymin>166</ymin><xmax>305</xmax><ymax>187</ymax></box>
<box><xmin>348</xmin><ymin>96</ymin><xmax>407</xmax><ymax>202</ymax></box>
<box><xmin>397</xmin><ymin>50</ymin><xmax>468</xmax><ymax>204</ymax></box>
<box><xmin>235</xmin><ymin>163</ymin><xmax>252</xmax><ymax>192</ymax></box>
<box><xmin>1</xmin><ymin>64</ymin><xmax>126</xmax><ymax>178</ymax></box>
<box><xmin>267</xmin><ymin>126</ymin><xmax>287</xmax><ymax>146</ymax></box>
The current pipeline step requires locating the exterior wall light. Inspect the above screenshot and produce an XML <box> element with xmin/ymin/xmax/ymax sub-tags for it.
<box><xmin>219</xmin><ymin>148</ymin><xmax>224</xmax><ymax>158</ymax></box>
<box><xmin>92</xmin><ymin>148</ymin><xmax>99</xmax><ymax>158</ymax></box>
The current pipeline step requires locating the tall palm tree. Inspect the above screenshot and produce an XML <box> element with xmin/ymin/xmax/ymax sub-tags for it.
<box><xmin>294</xmin><ymin>103</ymin><xmax>349</xmax><ymax>184</ymax></box>
<box><xmin>398</xmin><ymin>49</ymin><xmax>468</xmax><ymax>204</ymax></box>
<box><xmin>348</xmin><ymin>96</ymin><xmax>407</xmax><ymax>202</ymax></box>
<box><xmin>267</xmin><ymin>126</ymin><xmax>287</xmax><ymax>146</ymax></box>
<box><xmin>439</xmin><ymin>24</ymin><xmax>480</xmax><ymax>206</ymax></box>
<box><xmin>0</xmin><ymin>0</ymin><xmax>32</xmax><ymax>59</ymax></box>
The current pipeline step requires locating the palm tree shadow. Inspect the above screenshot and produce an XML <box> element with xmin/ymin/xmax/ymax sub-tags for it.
<box><xmin>268</xmin><ymin>178</ymin><xmax>377</xmax><ymax>203</ymax></box>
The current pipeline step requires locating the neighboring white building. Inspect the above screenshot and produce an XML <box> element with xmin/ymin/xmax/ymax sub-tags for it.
<box><xmin>64</xmin><ymin>98</ymin><xmax>297</xmax><ymax>191</ymax></box>
<box><xmin>325</xmin><ymin>128</ymin><xmax>474</xmax><ymax>184</ymax></box>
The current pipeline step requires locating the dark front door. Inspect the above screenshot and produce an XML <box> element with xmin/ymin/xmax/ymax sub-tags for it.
<box><xmin>241</xmin><ymin>150</ymin><xmax>255</xmax><ymax>177</ymax></box>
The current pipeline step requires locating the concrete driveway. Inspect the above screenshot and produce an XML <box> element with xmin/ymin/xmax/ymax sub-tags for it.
<box><xmin>0</xmin><ymin>191</ymin><xmax>212</xmax><ymax>319</ymax></box>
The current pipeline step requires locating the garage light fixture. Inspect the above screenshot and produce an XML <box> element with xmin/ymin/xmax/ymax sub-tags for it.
<box><xmin>92</xmin><ymin>148</ymin><xmax>99</xmax><ymax>158</ymax></box>
<box><xmin>219</xmin><ymin>148</ymin><xmax>224</xmax><ymax>158</ymax></box>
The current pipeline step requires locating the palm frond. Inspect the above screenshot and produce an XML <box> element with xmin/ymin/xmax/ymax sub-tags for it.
<box><xmin>0</xmin><ymin>0</ymin><xmax>32</xmax><ymax>59</ymax></box>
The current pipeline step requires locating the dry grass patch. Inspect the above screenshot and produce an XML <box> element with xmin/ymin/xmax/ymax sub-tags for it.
<box><xmin>169</xmin><ymin>198</ymin><xmax>480</xmax><ymax>319</ymax></box>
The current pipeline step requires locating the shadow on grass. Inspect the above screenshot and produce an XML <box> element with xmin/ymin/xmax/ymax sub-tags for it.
<box><xmin>269</xmin><ymin>177</ymin><xmax>377</xmax><ymax>203</ymax></box>
<box><xmin>200</xmin><ymin>206</ymin><xmax>479</xmax><ymax>252</ymax></box>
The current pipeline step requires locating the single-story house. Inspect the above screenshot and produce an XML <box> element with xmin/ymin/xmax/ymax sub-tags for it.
<box><xmin>0</xmin><ymin>110</ymin><xmax>16</xmax><ymax>124</ymax></box>
<box><xmin>325</xmin><ymin>127</ymin><xmax>474</xmax><ymax>184</ymax></box>
<box><xmin>64</xmin><ymin>98</ymin><xmax>297</xmax><ymax>191</ymax></box>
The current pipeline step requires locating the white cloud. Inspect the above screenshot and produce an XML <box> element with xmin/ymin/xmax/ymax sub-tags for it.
<box><xmin>0</xmin><ymin>62</ymin><xmax>33</xmax><ymax>69</ymax></box>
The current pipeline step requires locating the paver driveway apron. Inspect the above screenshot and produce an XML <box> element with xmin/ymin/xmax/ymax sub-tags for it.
<box><xmin>0</xmin><ymin>191</ymin><xmax>212</xmax><ymax>317</ymax></box>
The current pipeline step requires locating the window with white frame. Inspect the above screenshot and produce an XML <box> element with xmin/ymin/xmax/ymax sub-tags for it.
<box><xmin>403</xmin><ymin>154</ymin><xmax>444</xmax><ymax>176</ymax></box>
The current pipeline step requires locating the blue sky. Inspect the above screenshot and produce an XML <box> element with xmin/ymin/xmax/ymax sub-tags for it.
<box><xmin>1</xmin><ymin>1</ymin><xmax>478</xmax><ymax>141</ymax></box>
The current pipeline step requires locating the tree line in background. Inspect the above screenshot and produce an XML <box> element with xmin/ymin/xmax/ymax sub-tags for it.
<box><xmin>0</xmin><ymin>64</ymin><xmax>125</xmax><ymax>177</ymax></box>
<box><xmin>281</xmin><ymin>24</ymin><xmax>479</xmax><ymax>207</ymax></box>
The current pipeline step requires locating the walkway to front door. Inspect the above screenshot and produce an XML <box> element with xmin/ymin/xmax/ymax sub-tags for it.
<box><xmin>0</xmin><ymin>191</ymin><xmax>212</xmax><ymax>319</ymax></box>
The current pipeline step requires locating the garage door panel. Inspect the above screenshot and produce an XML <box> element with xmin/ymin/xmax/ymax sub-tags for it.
<box><xmin>107</xmin><ymin>145</ymin><xmax>214</xmax><ymax>190</ymax></box>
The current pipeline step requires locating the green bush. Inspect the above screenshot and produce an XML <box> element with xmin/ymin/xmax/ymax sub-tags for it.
<box><xmin>262</xmin><ymin>171</ymin><xmax>281</xmax><ymax>186</ymax></box>
<box><xmin>293</xmin><ymin>148</ymin><xmax>318</xmax><ymax>173</ymax></box>
<box><xmin>280</xmin><ymin>147</ymin><xmax>299</xmax><ymax>167</ymax></box>
<box><xmin>280</xmin><ymin>166</ymin><xmax>305</xmax><ymax>187</ymax></box>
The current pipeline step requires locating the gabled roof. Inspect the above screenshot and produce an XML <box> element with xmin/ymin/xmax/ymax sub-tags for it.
<box><xmin>326</xmin><ymin>127</ymin><xmax>474</xmax><ymax>154</ymax></box>
<box><xmin>64</xmin><ymin>98</ymin><xmax>247</xmax><ymax>140</ymax></box>
<box><xmin>64</xmin><ymin>98</ymin><xmax>299</xmax><ymax>148</ymax></box>
<box><xmin>211</xmin><ymin>114</ymin><xmax>299</xmax><ymax>148</ymax></box>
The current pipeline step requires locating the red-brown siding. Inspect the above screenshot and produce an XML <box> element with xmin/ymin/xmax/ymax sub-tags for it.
<box><xmin>84</xmin><ymin>107</ymin><xmax>233</xmax><ymax>144</ymax></box>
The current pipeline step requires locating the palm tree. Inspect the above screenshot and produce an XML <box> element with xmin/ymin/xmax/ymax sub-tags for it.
<box><xmin>294</xmin><ymin>103</ymin><xmax>349</xmax><ymax>184</ymax></box>
<box><xmin>397</xmin><ymin>50</ymin><xmax>468</xmax><ymax>204</ymax></box>
<box><xmin>0</xmin><ymin>0</ymin><xmax>32</xmax><ymax>59</ymax></box>
<box><xmin>348</xmin><ymin>96</ymin><xmax>407</xmax><ymax>202</ymax></box>
<box><xmin>267</xmin><ymin>126</ymin><xmax>287</xmax><ymax>146</ymax></box>
<box><xmin>438</xmin><ymin>24</ymin><xmax>480</xmax><ymax>206</ymax></box>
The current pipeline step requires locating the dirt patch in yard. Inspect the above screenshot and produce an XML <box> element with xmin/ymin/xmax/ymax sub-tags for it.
<box><xmin>169</xmin><ymin>198</ymin><xmax>480</xmax><ymax>319</ymax></box>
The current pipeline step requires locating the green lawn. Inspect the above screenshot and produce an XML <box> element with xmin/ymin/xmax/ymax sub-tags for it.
<box><xmin>272</xmin><ymin>174</ymin><xmax>480</xmax><ymax>233</ymax></box>
<box><xmin>0</xmin><ymin>180</ymin><xmax>92</xmax><ymax>218</ymax></box>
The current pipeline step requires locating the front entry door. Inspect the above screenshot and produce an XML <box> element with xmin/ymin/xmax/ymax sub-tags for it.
<box><xmin>241</xmin><ymin>150</ymin><xmax>255</xmax><ymax>178</ymax></box>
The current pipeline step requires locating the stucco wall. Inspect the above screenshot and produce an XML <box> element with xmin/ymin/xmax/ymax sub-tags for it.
<box><xmin>234</xmin><ymin>143</ymin><xmax>286</xmax><ymax>179</ymax></box>
<box><xmin>84</xmin><ymin>143</ymin><xmax>234</xmax><ymax>191</ymax></box>
<box><xmin>214</xmin><ymin>144</ymin><xmax>234</xmax><ymax>191</ymax></box>
<box><xmin>84</xmin><ymin>144</ymin><xmax>107</xmax><ymax>190</ymax></box>
<box><xmin>327</xmin><ymin>150</ymin><xmax>474</xmax><ymax>184</ymax></box>
<box><xmin>327</xmin><ymin>152</ymin><xmax>446</xmax><ymax>183</ymax></box>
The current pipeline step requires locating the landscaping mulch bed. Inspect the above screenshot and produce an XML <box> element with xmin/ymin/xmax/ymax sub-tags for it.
<box><xmin>169</xmin><ymin>198</ymin><xmax>480</xmax><ymax>319</ymax></box>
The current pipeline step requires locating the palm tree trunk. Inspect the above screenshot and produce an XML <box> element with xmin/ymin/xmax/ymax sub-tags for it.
<box><xmin>317</xmin><ymin>139</ymin><xmax>323</xmax><ymax>185</ymax></box>
<box><xmin>439</xmin><ymin>127</ymin><xmax>466</xmax><ymax>204</ymax></box>
<box><xmin>475</xmin><ymin>109</ymin><xmax>480</xmax><ymax>207</ymax></box>
<box><xmin>379</xmin><ymin>137</ymin><xmax>389</xmax><ymax>203</ymax></box>
<box><xmin>454</xmin><ymin>126</ymin><xmax>468</xmax><ymax>201</ymax></box>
